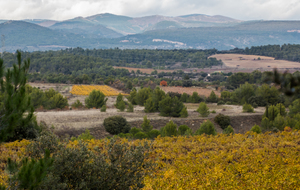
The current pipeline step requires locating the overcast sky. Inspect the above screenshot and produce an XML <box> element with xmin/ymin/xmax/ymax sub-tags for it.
<box><xmin>1</xmin><ymin>0</ymin><xmax>300</xmax><ymax>21</ymax></box>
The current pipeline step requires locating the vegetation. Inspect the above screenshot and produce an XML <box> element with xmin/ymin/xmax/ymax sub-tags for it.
<box><xmin>103</xmin><ymin>116</ymin><xmax>131</xmax><ymax>135</ymax></box>
<box><xmin>197</xmin><ymin>102</ymin><xmax>210</xmax><ymax>117</ymax></box>
<box><xmin>158</xmin><ymin>96</ymin><xmax>185</xmax><ymax>117</ymax></box>
<box><xmin>161</xmin><ymin>120</ymin><xmax>178</xmax><ymax>137</ymax></box>
<box><xmin>243</xmin><ymin>103</ymin><xmax>254</xmax><ymax>113</ymax></box>
<box><xmin>85</xmin><ymin>90</ymin><xmax>107</xmax><ymax>109</ymax></box>
<box><xmin>195</xmin><ymin>120</ymin><xmax>217</xmax><ymax>136</ymax></box>
<box><xmin>214</xmin><ymin>114</ymin><xmax>231</xmax><ymax>129</ymax></box>
<box><xmin>223</xmin><ymin>125</ymin><xmax>234</xmax><ymax>135</ymax></box>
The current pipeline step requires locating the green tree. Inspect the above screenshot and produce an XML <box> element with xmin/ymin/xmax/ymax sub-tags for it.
<box><xmin>128</xmin><ymin>89</ymin><xmax>137</xmax><ymax>105</ymax></box>
<box><xmin>221</xmin><ymin>91</ymin><xmax>231</xmax><ymax>99</ymax></box>
<box><xmin>117</xmin><ymin>100</ymin><xmax>125</xmax><ymax>111</ymax></box>
<box><xmin>0</xmin><ymin>51</ymin><xmax>39</xmax><ymax>142</ymax></box>
<box><xmin>180</xmin><ymin>106</ymin><xmax>188</xmax><ymax>118</ymax></box>
<box><xmin>250</xmin><ymin>125</ymin><xmax>262</xmax><ymax>134</ymax></box>
<box><xmin>180</xmin><ymin>93</ymin><xmax>189</xmax><ymax>102</ymax></box>
<box><xmin>223</xmin><ymin>125</ymin><xmax>234</xmax><ymax>135</ymax></box>
<box><xmin>85</xmin><ymin>90</ymin><xmax>107</xmax><ymax>109</ymax></box>
<box><xmin>136</xmin><ymin>87</ymin><xmax>152</xmax><ymax>106</ymax></box>
<box><xmin>127</xmin><ymin>103</ymin><xmax>134</xmax><ymax>112</ymax></box>
<box><xmin>197</xmin><ymin>102</ymin><xmax>210</xmax><ymax>117</ymax></box>
<box><xmin>161</xmin><ymin>120</ymin><xmax>177</xmax><ymax>137</ymax></box>
<box><xmin>158</xmin><ymin>96</ymin><xmax>184</xmax><ymax>117</ymax></box>
<box><xmin>273</xmin><ymin>114</ymin><xmax>285</xmax><ymax>131</ymax></box>
<box><xmin>141</xmin><ymin>116</ymin><xmax>153</xmax><ymax>133</ymax></box>
<box><xmin>144</xmin><ymin>98</ymin><xmax>156</xmax><ymax>113</ymax></box>
<box><xmin>189</xmin><ymin>92</ymin><xmax>201</xmax><ymax>103</ymax></box>
<box><xmin>195</xmin><ymin>120</ymin><xmax>217</xmax><ymax>136</ymax></box>
<box><xmin>289</xmin><ymin>99</ymin><xmax>300</xmax><ymax>117</ymax></box>
<box><xmin>49</xmin><ymin>93</ymin><xmax>69</xmax><ymax>109</ymax></box>
<box><xmin>207</xmin><ymin>91</ymin><xmax>218</xmax><ymax>103</ymax></box>
<box><xmin>243</xmin><ymin>103</ymin><xmax>254</xmax><ymax>113</ymax></box>
<box><xmin>151</xmin><ymin>87</ymin><xmax>166</xmax><ymax>111</ymax></box>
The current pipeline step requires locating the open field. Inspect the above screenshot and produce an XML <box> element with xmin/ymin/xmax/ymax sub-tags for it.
<box><xmin>160</xmin><ymin>86</ymin><xmax>221</xmax><ymax>97</ymax></box>
<box><xmin>70</xmin><ymin>85</ymin><xmax>129</xmax><ymax>96</ymax></box>
<box><xmin>113</xmin><ymin>66</ymin><xmax>176</xmax><ymax>74</ymax></box>
<box><xmin>210</xmin><ymin>54</ymin><xmax>300</xmax><ymax>69</ymax></box>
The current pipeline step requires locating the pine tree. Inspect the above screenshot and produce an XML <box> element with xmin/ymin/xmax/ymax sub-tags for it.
<box><xmin>141</xmin><ymin>116</ymin><xmax>153</xmax><ymax>133</ymax></box>
<box><xmin>159</xmin><ymin>96</ymin><xmax>184</xmax><ymax>117</ymax></box>
<box><xmin>0</xmin><ymin>51</ymin><xmax>39</xmax><ymax>142</ymax></box>
<box><xmin>197</xmin><ymin>102</ymin><xmax>210</xmax><ymax>117</ymax></box>
<box><xmin>85</xmin><ymin>90</ymin><xmax>107</xmax><ymax>109</ymax></box>
<box><xmin>180</xmin><ymin>106</ymin><xmax>188</xmax><ymax>118</ymax></box>
<box><xmin>144</xmin><ymin>98</ymin><xmax>156</xmax><ymax>113</ymax></box>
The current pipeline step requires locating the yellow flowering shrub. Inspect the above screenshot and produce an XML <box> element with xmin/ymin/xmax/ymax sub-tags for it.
<box><xmin>1</xmin><ymin>132</ymin><xmax>300</xmax><ymax>189</ymax></box>
<box><xmin>70</xmin><ymin>85</ymin><xmax>129</xmax><ymax>96</ymax></box>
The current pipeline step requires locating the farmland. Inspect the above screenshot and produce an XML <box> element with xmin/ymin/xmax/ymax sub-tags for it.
<box><xmin>70</xmin><ymin>85</ymin><xmax>129</xmax><ymax>96</ymax></box>
<box><xmin>160</xmin><ymin>86</ymin><xmax>221</xmax><ymax>97</ymax></box>
<box><xmin>210</xmin><ymin>54</ymin><xmax>300</xmax><ymax>70</ymax></box>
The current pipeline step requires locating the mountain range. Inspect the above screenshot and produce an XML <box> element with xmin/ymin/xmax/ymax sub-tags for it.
<box><xmin>1</xmin><ymin>13</ymin><xmax>300</xmax><ymax>52</ymax></box>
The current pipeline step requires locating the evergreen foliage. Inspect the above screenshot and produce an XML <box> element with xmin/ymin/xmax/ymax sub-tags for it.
<box><xmin>117</xmin><ymin>100</ymin><xmax>126</xmax><ymax>111</ymax></box>
<box><xmin>273</xmin><ymin>114</ymin><xmax>285</xmax><ymax>131</ymax></box>
<box><xmin>289</xmin><ymin>99</ymin><xmax>300</xmax><ymax>117</ymax></box>
<box><xmin>207</xmin><ymin>91</ymin><xmax>218</xmax><ymax>103</ymax></box>
<box><xmin>71</xmin><ymin>129</ymin><xmax>94</xmax><ymax>141</ymax></box>
<box><xmin>127</xmin><ymin>103</ymin><xmax>134</xmax><ymax>112</ymax></box>
<box><xmin>0</xmin><ymin>51</ymin><xmax>40</xmax><ymax>142</ymax></box>
<box><xmin>158</xmin><ymin>96</ymin><xmax>184</xmax><ymax>117</ymax></box>
<box><xmin>148</xmin><ymin>129</ymin><xmax>161</xmax><ymax>139</ymax></box>
<box><xmin>100</xmin><ymin>105</ymin><xmax>107</xmax><ymax>112</ymax></box>
<box><xmin>128</xmin><ymin>89</ymin><xmax>137</xmax><ymax>105</ymax></box>
<box><xmin>250</xmin><ymin>125</ymin><xmax>262</xmax><ymax>134</ymax></box>
<box><xmin>180</xmin><ymin>106</ymin><xmax>188</xmax><ymax>118</ymax></box>
<box><xmin>243</xmin><ymin>103</ymin><xmax>254</xmax><ymax>113</ymax></box>
<box><xmin>197</xmin><ymin>102</ymin><xmax>210</xmax><ymax>117</ymax></box>
<box><xmin>129</xmin><ymin>127</ymin><xmax>141</xmax><ymax>136</ymax></box>
<box><xmin>261</xmin><ymin>117</ymin><xmax>272</xmax><ymax>132</ymax></box>
<box><xmin>104</xmin><ymin>116</ymin><xmax>131</xmax><ymax>135</ymax></box>
<box><xmin>144</xmin><ymin>98</ymin><xmax>156</xmax><ymax>113</ymax></box>
<box><xmin>134</xmin><ymin>132</ymin><xmax>148</xmax><ymax>139</ymax></box>
<box><xmin>178</xmin><ymin>125</ymin><xmax>190</xmax><ymax>135</ymax></box>
<box><xmin>195</xmin><ymin>120</ymin><xmax>217</xmax><ymax>136</ymax></box>
<box><xmin>136</xmin><ymin>87</ymin><xmax>152</xmax><ymax>106</ymax></box>
<box><xmin>214</xmin><ymin>114</ymin><xmax>231</xmax><ymax>129</ymax></box>
<box><xmin>141</xmin><ymin>116</ymin><xmax>153</xmax><ymax>133</ymax></box>
<box><xmin>161</xmin><ymin>120</ymin><xmax>178</xmax><ymax>137</ymax></box>
<box><xmin>71</xmin><ymin>99</ymin><xmax>84</xmax><ymax>108</ymax></box>
<box><xmin>85</xmin><ymin>90</ymin><xmax>107</xmax><ymax>109</ymax></box>
<box><xmin>223</xmin><ymin>125</ymin><xmax>234</xmax><ymax>135</ymax></box>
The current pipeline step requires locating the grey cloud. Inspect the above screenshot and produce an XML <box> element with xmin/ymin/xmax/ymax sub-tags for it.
<box><xmin>0</xmin><ymin>0</ymin><xmax>300</xmax><ymax>20</ymax></box>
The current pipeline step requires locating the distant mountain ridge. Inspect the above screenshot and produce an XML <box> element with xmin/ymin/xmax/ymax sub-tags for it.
<box><xmin>1</xmin><ymin>13</ymin><xmax>300</xmax><ymax>52</ymax></box>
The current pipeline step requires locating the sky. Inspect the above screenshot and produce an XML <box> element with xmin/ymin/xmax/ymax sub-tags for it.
<box><xmin>1</xmin><ymin>0</ymin><xmax>300</xmax><ymax>21</ymax></box>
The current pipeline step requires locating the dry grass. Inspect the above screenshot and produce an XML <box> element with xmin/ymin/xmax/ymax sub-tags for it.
<box><xmin>209</xmin><ymin>54</ymin><xmax>300</xmax><ymax>69</ymax></box>
<box><xmin>185</xmin><ymin>103</ymin><xmax>231</xmax><ymax>110</ymax></box>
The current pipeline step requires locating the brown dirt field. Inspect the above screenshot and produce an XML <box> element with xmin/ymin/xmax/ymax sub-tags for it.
<box><xmin>210</xmin><ymin>54</ymin><xmax>300</xmax><ymax>69</ymax></box>
<box><xmin>161</xmin><ymin>86</ymin><xmax>221</xmax><ymax>97</ymax></box>
<box><xmin>113</xmin><ymin>66</ymin><xmax>176</xmax><ymax>74</ymax></box>
<box><xmin>36</xmin><ymin>103</ymin><xmax>265</xmax><ymax>139</ymax></box>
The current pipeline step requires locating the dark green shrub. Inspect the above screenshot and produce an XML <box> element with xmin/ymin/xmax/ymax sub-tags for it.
<box><xmin>118</xmin><ymin>133</ymin><xmax>133</xmax><ymax>138</ymax></box>
<box><xmin>127</xmin><ymin>103</ymin><xmax>134</xmax><ymax>112</ymax></box>
<box><xmin>195</xmin><ymin>120</ymin><xmax>217</xmax><ymax>136</ymax></box>
<box><xmin>141</xmin><ymin>116</ymin><xmax>153</xmax><ymax>133</ymax></box>
<box><xmin>248</xmin><ymin>95</ymin><xmax>267</xmax><ymax>107</ymax></box>
<box><xmin>197</xmin><ymin>102</ymin><xmax>210</xmax><ymax>117</ymax></box>
<box><xmin>243</xmin><ymin>103</ymin><xmax>254</xmax><ymax>113</ymax></box>
<box><xmin>129</xmin><ymin>127</ymin><xmax>141</xmax><ymax>136</ymax></box>
<box><xmin>252</xmin><ymin>103</ymin><xmax>258</xmax><ymax>108</ymax></box>
<box><xmin>217</xmin><ymin>101</ymin><xmax>225</xmax><ymax>105</ymax></box>
<box><xmin>161</xmin><ymin>120</ymin><xmax>177</xmax><ymax>137</ymax></box>
<box><xmin>71</xmin><ymin>99</ymin><xmax>84</xmax><ymax>108</ymax></box>
<box><xmin>214</xmin><ymin>113</ymin><xmax>231</xmax><ymax>129</ymax></box>
<box><xmin>250</xmin><ymin>125</ymin><xmax>262</xmax><ymax>134</ymax></box>
<box><xmin>207</xmin><ymin>91</ymin><xmax>218</xmax><ymax>103</ymax></box>
<box><xmin>104</xmin><ymin>116</ymin><xmax>131</xmax><ymax>135</ymax></box>
<box><xmin>144</xmin><ymin>98</ymin><xmax>156</xmax><ymax>113</ymax></box>
<box><xmin>178</xmin><ymin>125</ymin><xmax>190</xmax><ymax>135</ymax></box>
<box><xmin>134</xmin><ymin>132</ymin><xmax>148</xmax><ymax>139</ymax></box>
<box><xmin>289</xmin><ymin>99</ymin><xmax>300</xmax><ymax>117</ymax></box>
<box><xmin>184</xmin><ymin>128</ymin><xmax>193</xmax><ymax>136</ymax></box>
<box><xmin>136</xmin><ymin>87</ymin><xmax>152</xmax><ymax>106</ymax></box>
<box><xmin>148</xmin><ymin>130</ymin><xmax>161</xmax><ymax>139</ymax></box>
<box><xmin>273</xmin><ymin>114</ymin><xmax>285</xmax><ymax>131</ymax></box>
<box><xmin>100</xmin><ymin>105</ymin><xmax>107</xmax><ymax>112</ymax></box>
<box><xmin>211</xmin><ymin>110</ymin><xmax>216</xmax><ymax>113</ymax></box>
<box><xmin>180</xmin><ymin>106</ymin><xmax>188</xmax><ymax>118</ymax></box>
<box><xmin>116</xmin><ymin>100</ymin><xmax>126</xmax><ymax>111</ymax></box>
<box><xmin>159</xmin><ymin>96</ymin><xmax>184</xmax><ymax>117</ymax></box>
<box><xmin>85</xmin><ymin>90</ymin><xmax>107</xmax><ymax>109</ymax></box>
<box><xmin>223</xmin><ymin>125</ymin><xmax>234</xmax><ymax>135</ymax></box>
<box><xmin>261</xmin><ymin>117</ymin><xmax>272</xmax><ymax>132</ymax></box>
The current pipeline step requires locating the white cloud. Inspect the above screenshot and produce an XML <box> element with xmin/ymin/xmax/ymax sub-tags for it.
<box><xmin>0</xmin><ymin>0</ymin><xmax>300</xmax><ymax>20</ymax></box>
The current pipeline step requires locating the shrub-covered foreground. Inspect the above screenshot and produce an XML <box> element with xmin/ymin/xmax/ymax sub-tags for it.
<box><xmin>1</xmin><ymin>131</ymin><xmax>300</xmax><ymax>189</ymax></box>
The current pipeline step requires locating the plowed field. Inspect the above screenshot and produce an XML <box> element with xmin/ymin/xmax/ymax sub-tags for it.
<box><xmin>160</xmin><ymin>86</ymin><xmax>220</xmax><ymax>97</ymax></box>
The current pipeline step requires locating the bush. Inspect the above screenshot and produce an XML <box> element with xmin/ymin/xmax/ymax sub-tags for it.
<box><xmin>129</xmin><ymin>127</ymin><xmax>141</xmax><ymax>136</ymax></box>
<box><xmin>211</xmin><ymin>110</ymin><xmax>216</xmax><ymax>113</ymax></box>
<box><xmin>116</xmin><ymin>100</ymin><xmax>126</xmax><ymax>111</ymax></box>
<box><xmin>289</xmin><ymin>99</ymin><xmax>300</xmax><ymax>117</ymax></box>
<box><xmin>134</xmin><ymin>132</ymin><xmax>148</xmax><ymax>139</ymax></box>
<box><xmin>71</xmin><ymin>99</ymin><xmax>84</xmax><ymax>108</ymax></box>
<box><xmin>217</xmin><ymin>101</ymin><xmax>225</xmax><ymax>105</ymax></box>
<box><xmin>178</xmin><ymin>125</ymin><xmax>190</xmax><ymax>135</ymax></box>
<box><xmin>207</xmin><ymin>91</ymin><xmax>218</xmax><ymax>103</ymax></box>
<box><xmin>253</xmin><ymin>103</ymin><xmax>258</xmax><ymax>108</ymax></box>
<box><xmin>118</xmin><ymin>133</ymin><xmax>133</xmax><ymax>138</ymax></box>
<box><xmin>214</xmin><ymin>114</ymin><xmax>231</xmax><ymax>129</ymax></box>
<box><xmin>195</xmin><ymin>120</ymin><xmax>217</xmax><ymax>136</ymax></box>
<box><xmin>148</xmin><ymin>129</ymin><xmax>161</xmax><ymax>139</ymax></box>
<box><xmin>197</xmin><ymin>102</ymin><xmax>210</xmax><ymax>117</ymax></box>
<box><xmin>127</xmin><ymin>103</ymin><xmax>134</xmax><ymax>112</ymax></box>
<box><xmin>261</xmin><ymin>117</ymin><xmax>272</xmax><ymax>132</ymax></box>
<box><xmin>144</xmin><ymin>98</ymin><xmax>156</xmax><ymax>113</ymax></box>
<box><xmin>223</xmin><ymin>125</ymin><xmax>234</xmax><ymax>135</ymax></box>
<box><xmin>184</xmin><ymin>128</ymin><xmax>193</xmax><ymax>136</ymax></box>
<box><xmin>85</xmin><ymin>90</ymin><xmax>107</xmax><ymax>109</ymax></box>
<box><xmin>104</xmin><ymin>116</ymin><xmax>131</xmax><ymax>135</ymax></box>
<box><xmin>136</xmin><ymin>87</ymin><xmax>152</xmax><ymax>106</ymax></box>
<box><xmin>100</xmin><ymin>105</ymin><xmax>107</xmax><ymax>112</ymax></box>
<box><xmin>243</xmin><ymin>103</ymin><xmax>254</xmax><ymax>113</ymax></box>
<box><xmin>71</xmin><ymin>129</ymin><xmax>94</xmax><ymax>141</ymax></box>
<box><xmin>180</xmin><ymin>106</ymin><xmax>188</xmax><ymax>118</ymax></box>
<box><xmin>159</xmin><ymin>96</ymin><xmax>184</xmax><ymax>117</ymax></box>
<box><xmin>26</xmin><ymin>139</ymin><xmax>153</xmax><ymax>189</ymax></box>
<box><xmin>250</xmin><ymin>125</ymin><xmax>262</xmax><ymax>134</ymax></box>
<box><xmin>161</xmin><ymin>120</ymin><xmax>177</xmax><ymax>137</ymax></box>
<box><xmin>273</xmin><ymin>114</ymin><xmax>285</xmax><ymax>131</ymax></box>
<box><xmin>141</xmin><ymin>116</ymin><xmax>153</xmax><ymax>133</ymax></box>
